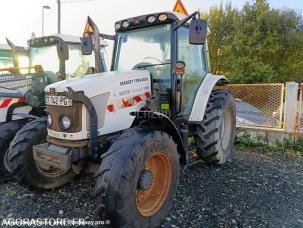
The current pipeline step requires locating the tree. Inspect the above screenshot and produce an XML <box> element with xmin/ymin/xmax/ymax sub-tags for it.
<box><xmin>204</xmin><ymin>0</ymin><xmax>303</xmax><ymax>83</ymax></box>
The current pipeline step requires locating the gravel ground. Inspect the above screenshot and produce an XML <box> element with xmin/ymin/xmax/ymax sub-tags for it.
<box><xmin>0</xmin><ymin>151</ymin><xmax>302</xmax><ymax>227</ymax></box>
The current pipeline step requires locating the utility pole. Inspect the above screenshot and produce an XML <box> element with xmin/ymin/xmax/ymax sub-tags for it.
<box><xmin>57</xmin><ymin>0</ymin><xmax>61</xmax><ymax>34</ymax></box>
<box><xmin>42</xmin><ymin>6</ymin><xmax>51</xmax><ymax>36</ymax></box>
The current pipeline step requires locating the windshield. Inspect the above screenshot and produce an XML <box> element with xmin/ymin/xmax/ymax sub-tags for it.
<box><xmin>31</xmin><ymin>45</ymin><xmax>59</xmax><ymax>82</ymax></box>
<box><xmin>114</xmin><ymin>24</ymin><xmax>171</xmax><ymax>71</ymax></box>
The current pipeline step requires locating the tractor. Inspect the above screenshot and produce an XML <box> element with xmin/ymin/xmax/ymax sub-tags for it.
<box><xmin>0</xmin><ymin>34</ymin><xmax>108</xmax><ymax>178</ymax></box>
<box><xmin>7</xmin><ymin>12</ymin><xmax>236</xmax><ymax>227</ymax></box>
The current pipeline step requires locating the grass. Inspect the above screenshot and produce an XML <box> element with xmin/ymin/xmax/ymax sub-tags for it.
<box><xmin>2</xmin><ymin>188</ymin><xmax>17</xmax><ymax>197</ymax></box>
<box><xmin>235</xmin><ymin>133</ymin><xmax>303</xmax><ymax>159</ymax></box>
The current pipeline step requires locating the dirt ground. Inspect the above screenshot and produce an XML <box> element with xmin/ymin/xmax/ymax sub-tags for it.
<box><xmin>0</xmin><ymin>151</ymin><xmax>302</xmax><ymax>227</ymax></box>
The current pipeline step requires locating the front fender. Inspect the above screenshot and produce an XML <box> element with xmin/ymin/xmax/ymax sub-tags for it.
<box><xmin>189</xmin><ymin>74</ymin><xmax>228</xmax><ymax>122</ymax></box>
<box><xmin>130</xmin><ymin>111</ymin><xmax>187</xmax><ymax>164</ymax></box>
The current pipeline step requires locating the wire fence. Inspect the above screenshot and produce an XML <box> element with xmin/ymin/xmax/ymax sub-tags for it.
<box><xmin>224</xmin><ymin>84</ymin><xmax>285</xmax><ymax>129</ymax></box>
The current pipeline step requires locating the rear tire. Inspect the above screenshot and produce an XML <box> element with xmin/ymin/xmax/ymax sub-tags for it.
<box><xmin>95</xmin><ymin>129</ymin><xmax>180</xmax><ymax>227</ymax></box>
<box><xmin>0</xmin><ymin>120</ymin><xmax>28</xmax><ymax>177</ymax></box>
<box><xmin>194</xmin><ymin>90</ymin><xmax>236</xmax><ymax>164</ymax></box>
<box><xmin>7</xmin><ymin>117</ymin><xmax>76</xmax><ymax>190</ymax></box>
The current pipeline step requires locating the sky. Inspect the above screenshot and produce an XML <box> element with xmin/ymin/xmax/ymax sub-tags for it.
<box><xmin>0</xmin><ymin>0</ymin><xmax>302</xmax><ymax>46</ymax></box>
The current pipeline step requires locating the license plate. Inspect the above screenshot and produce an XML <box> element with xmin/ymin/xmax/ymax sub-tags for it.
<box><xmin>45</xmin><ymin>95</ymin><xmax>73</xmax><ymax>106</ymax></box>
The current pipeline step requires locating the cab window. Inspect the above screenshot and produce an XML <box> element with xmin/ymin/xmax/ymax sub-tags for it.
<box><xmin>178</xmin><ymin>26</ymin><xmax>207</xmax><ymax>114</ymax></box>
<box><xmin>65</xmin><ymin>44</ymin><xmax>95</xmax><ymax>79</ymax></box>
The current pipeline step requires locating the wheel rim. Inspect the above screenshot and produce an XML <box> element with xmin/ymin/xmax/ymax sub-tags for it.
<box><xmin>221</xmin><ymin>107</ymin><xmax>233</xmax><ymax>150</ymax></box>
<box><xmin>136</xmin><ymin>153</ymin><xmax>172</xmax><ymax>217</ymax></box>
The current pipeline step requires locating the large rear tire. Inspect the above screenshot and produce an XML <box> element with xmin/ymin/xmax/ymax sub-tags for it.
<box><xmin>194</xmin><ymin>90</ymin><xmax>236</xmax><ymax>164</ymax></box>
<box><xmin>0</xmin><ymin>120</ymin><xmax>28</xmax><ymax>177</ymax></box>
<box><xmin>7</xmin><ymin>117</ymin><xmax>76</xmax><ymax>190</ymax></box>
<box><xmin>95</xmin><ymin>129</ymin><xmax>180</xmax><ymax>227</ymax></box>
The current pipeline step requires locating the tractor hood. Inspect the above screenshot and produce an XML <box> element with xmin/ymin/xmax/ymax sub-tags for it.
<box><xmin>45</xmin><ymin>70</ymin><xmax>151</xmax><ymax>98</ymax></box>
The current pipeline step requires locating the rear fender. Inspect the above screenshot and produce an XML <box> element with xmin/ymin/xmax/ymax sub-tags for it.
<box><xmin>189</xmin><ymin>74</ymin><xmax>228</xmax><ymax>122</ymax></box>
<box><xmin>8</xmin><ymin>103</ymin><xmax>33</xmax><ymax>121</ymax></box>
<box><xmin>130</xmin><ymin>111</ymin><xmax>187</xmax><ymax>164</ymax></box>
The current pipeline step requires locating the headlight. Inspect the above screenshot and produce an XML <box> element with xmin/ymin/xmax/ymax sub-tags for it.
<box><xmin>60</xmin><ymin>116</ymin><xmax>72</xmax><ymax>130</ymax></box>
<box><xmin>147</xmin><ymin>15</ymin><xmax>156</xmax><ymax>23</ymax></box>
<box><xmin>48</xmin><ymin>37</ymin><xmax>55</xmax><ymax>42</ymax></box>
<box><xmin>158</xmin><ymin>14</ymin><xmax>168</xmax><ymax>22</ymax></box>
<box><xmin>122</xmin><ymin>21</ymin><xmax>129</xmax><ymax>28</ymax></box>
<box><xmin>43</xmin><ymin>38</ymin><xmax>48</xmax><ymax>43</ymax></box>
<box><xmin>115</xmin><ymin>23</ymin><xmax>121</xmax><ymax>30</ymax></box>
<box><xmin>47</xmin><ymin>114</ymin><xmax>52</xmax><ymax>127</ymax></box>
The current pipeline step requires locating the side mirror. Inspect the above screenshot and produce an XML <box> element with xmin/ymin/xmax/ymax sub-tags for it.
<box><xmin>80</xmin><ymin>37</ymin><xmax>93</xmax><ymax>55</ymax></box>
<box><xmin>189</xmin><ymin>19</ymin><xmax>207</xmax><ymax>45</ymax></box>
<box><xmin>57</xmin><ymin>42</ymin><xmax>69</xmax><ymax>60</ymax></box>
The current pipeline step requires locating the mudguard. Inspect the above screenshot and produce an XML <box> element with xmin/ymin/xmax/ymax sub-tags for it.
<box><xmin>189</xmin><ymin>74</ymin><xmax>228</xmax><ymax>122</ymax></box>
<box><xmin>130</xmin><ymin>111</ymin><xmax>187</xmax><ymax>164</ymax></box>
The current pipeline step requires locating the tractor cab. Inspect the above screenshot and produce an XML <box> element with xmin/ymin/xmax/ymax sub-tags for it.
<box><xmin>112</xmin><ymin>12</ymin><xmax>209</xmax><ymax>117</ymax></box>
<box><xmin>0</xmin><ymin>43</ymin><xmax>29</xmax><ymax>74</ymax></box>
<box><xmin>28</xmin><ymin>34</ymin><xmax>108</xmax><ymax>84</ymax></box>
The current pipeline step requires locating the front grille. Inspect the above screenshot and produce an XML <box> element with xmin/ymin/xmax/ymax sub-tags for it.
<box><xmin>47</xmin><ymin>101</ymin><xmax>83</xmax><ymax>133</ymax></box>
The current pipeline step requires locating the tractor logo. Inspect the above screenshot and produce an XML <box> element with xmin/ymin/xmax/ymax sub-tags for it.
<box><xmin>50</xmin><ymin>88</ymin><xmax>56</xmax><ymax>94</ymax></box>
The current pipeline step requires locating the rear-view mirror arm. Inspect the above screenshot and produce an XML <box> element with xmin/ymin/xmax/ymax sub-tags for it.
<box><xmin>175</xmin><ymin>11</ymin><xmax>198</xmax><ymax>31</ymax></box>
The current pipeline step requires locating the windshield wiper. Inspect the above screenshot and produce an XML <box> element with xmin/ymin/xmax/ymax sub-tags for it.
<box><xmin>136</xmin><ymin>63</ymin><xmax>171</xmax><ymax>69</ymax></box>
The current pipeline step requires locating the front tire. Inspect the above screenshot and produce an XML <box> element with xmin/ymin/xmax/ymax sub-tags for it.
<box><xmin>194</xmin><ymin>90</ymin><xmax>236</xmax><ymax>164</ymax></box>
<box><xmin>95</xmin><ymin>129</ymin><xmax>180</xmax><ymax>227</ymax></box>
<box><xmin>7</xmin><ymin>117</ymin><xmax>76</xmax><ymax>190</ymax></box>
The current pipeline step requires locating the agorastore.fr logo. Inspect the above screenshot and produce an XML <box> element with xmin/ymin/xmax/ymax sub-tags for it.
<box><xmin>1</xmin><ymin>218</ymin><xmax>111</xmax><ymax>227</ymax></box>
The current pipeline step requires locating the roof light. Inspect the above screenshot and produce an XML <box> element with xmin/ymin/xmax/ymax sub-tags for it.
<box><xmin>158</xmin><ymin>14</ymin><xmax>168</xmax><ymax>22</ymax></box>
<box><xmin>147</xmin><ymin>15</ymin><xmax>156</xmax><ymax>23</ymax></box>
<box><xmin>122</xmin><ymin>21</ymin><xmax>130</xmax><ymax>28</ymax></box>
<box><xmin>115</xmin><ymin>23</ymin><xmax>121</xmax><ymax>30</ymax></box>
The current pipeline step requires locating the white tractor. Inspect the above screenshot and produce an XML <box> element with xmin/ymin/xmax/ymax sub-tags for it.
<box><xmin>7</xmin><ymin>12</ymin><xmax>236</xmax><ymax>227</ymax></box>
<box><xmin>0</xmin><ymin>34</ymin><xmax>108</xmax><ymax>178</ymax></box>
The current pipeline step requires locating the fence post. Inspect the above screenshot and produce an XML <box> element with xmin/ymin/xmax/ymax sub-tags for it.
<box><xmin>284</xmin><ymin>82</ymin><xmax>298</xmax><ymax>134</ymax></box>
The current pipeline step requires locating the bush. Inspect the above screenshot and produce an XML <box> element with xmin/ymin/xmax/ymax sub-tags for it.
<box><xmin>235</xmin><ymin>133</ymin><xmax>303</xmax><ymax>158</ymax></box>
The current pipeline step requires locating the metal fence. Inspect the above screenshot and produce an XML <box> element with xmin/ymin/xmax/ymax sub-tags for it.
<box><xmin>225</xmin><ymin>84</ymin><xmax>285</xmax><ymax>129</ymax></box>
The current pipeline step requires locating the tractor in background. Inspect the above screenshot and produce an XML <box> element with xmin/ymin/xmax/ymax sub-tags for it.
<box><xmin>0</xmin><ymin>34</ymin><xmax>108</xmax><ymax>178</ymax></box>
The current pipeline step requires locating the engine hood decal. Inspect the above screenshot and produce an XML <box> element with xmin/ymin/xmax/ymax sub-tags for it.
<box><xmin>45</xmin><ymin>70</ymin><xmax>151</xmax><ymax>99</ymax></box>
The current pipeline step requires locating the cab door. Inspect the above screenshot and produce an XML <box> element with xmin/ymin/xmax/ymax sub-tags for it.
<box><xmin>177</xmin><ymin>26</ymin><xmax>208</xmax><ymax>116</ymax></box>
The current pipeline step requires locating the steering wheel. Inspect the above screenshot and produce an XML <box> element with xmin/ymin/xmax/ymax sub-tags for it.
<box><xmin>132</xmin><ymin>56</ymin><xmax>163</xmax><ymax>70</ymax></box>
<box><xmin>143</xmin><ymin>57</ymin><xmax>163</xmax><ymax>64</ymax></box>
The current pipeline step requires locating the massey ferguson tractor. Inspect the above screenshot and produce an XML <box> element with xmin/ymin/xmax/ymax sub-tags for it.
<box><xmin>7</xmin><ymin>12</ymin><xmax>235</xmax><ymax>227</ymax></box>
<box><xmin>0</xmin><ymin>34</ymin><xmax>108</xmax><ymax>178</ymax></box>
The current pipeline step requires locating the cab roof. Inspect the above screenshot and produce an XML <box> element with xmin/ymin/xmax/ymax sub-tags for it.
<box><xmin>115</xmin><ymin>11</ymin><xmax>191</xmax><ymax>32</ymax></box>
<box><xmin>0</xmin><ymin>44</ymin><xmax>11</xmax><ymax>50</ymax></box>
<box><xmin>28</xmin><ymin>34</ymin><xmax>108</xmax><ymax>47</ymax></box>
